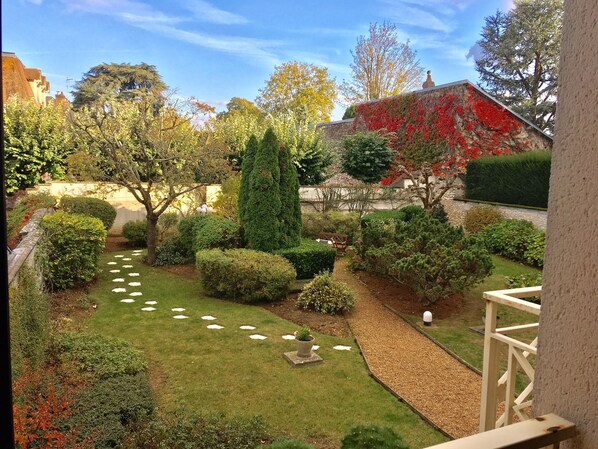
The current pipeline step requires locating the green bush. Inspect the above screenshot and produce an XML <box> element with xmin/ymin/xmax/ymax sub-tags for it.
<box><xmin>465</xmin><ymin>151</ymin><xmax>551</xmax><ymax>208</ymax></box>
<box><xmin>68</xmin><ymin>373</ymin><xmax>154</xmax><ymax>449</ymax></box>
<box><xmin>196</xmin><ymin>249</ymin><xmax>296</xmax><ymax>303</ymax></box>
<box><xmin>463</xmin><ymin>205</ymin><xmax>504</xmax><ymax>234</ymax></box>
<box><xmin>60</xmin><ymin>195</ymin><xmax>117</xmax><ymax>230</ymax></box>
<box><xmin>178</xmin><ymin>214</ymin><xmax>208</xmax><ymax>256</ymax></box>
<box><xmin>364</xmin><ymin>216</ymin><xmax>493</xmax><ymax>304</ymax></box>
<box><xmin>361</xmin><ymin>205</ymin><xmax>425</xmax><ymax>227</ymax></box>
<box><xmin>430</xmin><ymin>204</ymin><xmax>449</xmax><ymax>223</ymax></box>
<box><xmin>360</xmin><ymin>206</ymin><xmax>426</xmax><ymax>253</ymax></box>
<box><xmin>38</xmin><ymin>212</ymin><xmax>106</xmax><ymax>289</ymax></box>
<box><xmin>342</xmin><ymin>132</ymin><xmax>394</xmax><ymax>184</ymax></box>
<box><xmin>301</xmin><ymin>211</ymin><xmax>360</xmax><ymax>244</ymax></box>
<box><xmin>297</xmin><ymin>272</ymin><xmax>355</xmax><ymax>314</ymax></box>
<box><xmin>123</xmin><ymin>220</ymin><xmax>148</xmax><ymax>247</ymax></box>
<box><xmin>479</xmin><ymin>219</ymin><xmax>545</xmax><ymax>266</ymax></box>
<box><xmin>274</xmin><ymin>239</ymin><xmax>336</xmax><ymax>279</ymax></box>
<box><xmin>341</xmin><ymin>424</ymin><xmax>409</xmax><ymax>449</ymax></box>
<box><xmin>506</xmin><ymin>273</ymin><xmax>543</xmax><ymax>289</ymax></box>
<box><xmin>264</xmin><ymin>439</ymin><xmax>316</xmax><ymax>449</ymax></box>
<box><xmin>193</xmin><ymin>215</ymin><xmax>242</xmax><ymax>252</ymax></box>
<box><xmin>7</xmin><ymin>193</ymin><xmax>56</xmax><ymax>244</ymax></box>
<box><xmin>155</xmin><ymin>236</ymin><xmax>193</xmax><ymax>266</ymax></box>
<box><xmin>121</xmin><ymin>413</ymin><xmax>267</xmax><ymax>449</ymax></box>
<box><xmin>53</xmin><ymin>333</ymin><xmax>147</xmax><ymax>380</ymax></box>
<box><xmin>9</xmin><ymin>266</ymin><xmax>49</xmax><ymax>377</ymax></box>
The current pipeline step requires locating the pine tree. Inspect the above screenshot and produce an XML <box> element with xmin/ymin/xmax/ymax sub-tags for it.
<box><xmin>238</xmin><ymin>134</ymin><xmax>259</xmax><ymax>226</ymax></box>
<box><xmin>278</xmin><ymin>143</ymin><xmax>302</xmax><ymax>248</ymax></box>
<box><xmin>245</xmin><ymin>128</ymin><xmax>281</xmax><ymax>251</ymax></box>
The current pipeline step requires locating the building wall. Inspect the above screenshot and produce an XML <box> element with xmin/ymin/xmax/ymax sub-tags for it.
<box><xmin>533</xmin><ymin>1</ymin><xmax>598</xmax><ymax>447</ymax></box>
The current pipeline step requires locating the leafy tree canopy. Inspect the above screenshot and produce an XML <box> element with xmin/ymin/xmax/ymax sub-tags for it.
<box><xmin>475</xmin><ymin>0</ymin><xmax>563</xmax><ymax>133</ymax></box>
<box><xmin>217</xmin><ymin>97</ymin><xmax>264</xmax><ymax>120</ymax></box>
<box><xmin>72</xmin><ymin>62</ymin><xmax>168</xmax><ymax>108</ymax></box>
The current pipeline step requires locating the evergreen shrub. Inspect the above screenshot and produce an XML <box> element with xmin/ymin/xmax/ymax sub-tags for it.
<box><xmin>196</xmin><ymin>249</ymin><xmax>296</xmax><ymax>302</ymax></box>
<box><xmin>341</xmin><ymin>424</ymin><xmax>410</xmax><ymax>449</ymax></box>
<box><xmin>193</xmin><ymin>215</ymin><xmax>241</xmax><ymax>252</ymax></box>
<box><xmin>342</xmin><ymin>132</ymin><xmax>394</xmax><ymax>184</ymax></box>
<box><xmin>278</xmin><ymin>141</ymin><xmax>302</xmax><ymax>248</ymax></box>
<box><xmin>155</xmin><ymin>236</ymin><xmax>192</xmax><ymax>266</ymax></box>
<box><xmin>463</xmin><ymin>205</ymin><xmax>504</xmax><ymax>234</ymax></box>
<box><xmin>480</xmin><ymin>219</ymin><xmax>545</xmax><ymax>267</ymax></box>
<box><xmin>465</xmin><ymin>151</ymin><xmax>551</xmax><ymax>208</ymax></box>
<box><xmin>60</xmin><ymin>195</ymin><xmax>117</xmax><ymax>230</ymax></box>
<box><xmin>123</xmin><ymin>220</ymin><xmax>148</xmax><ymax>247</ymax></box>
<box><xmin>38</xmin><ymin>212</ymin><xmax>106</xmax><ymax>289</ymax></box>
<box><xmin>178</xmin><ymin>214</ymin><xmax>208</xmax><ymax>256</ymax></box>
<box><xmin>275</xmin><ymin>239</ymin><xmax>336</xmax><ymax>279</ymax></box>
<box><xmin>297</xmin><ymin>272</ymin><xmax>355</xmax><ymax>314</ymax></box>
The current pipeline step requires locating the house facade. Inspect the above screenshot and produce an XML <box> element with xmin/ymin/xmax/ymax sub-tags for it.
<box><xmin>2</xmin><ymin>52</ymin><xmax>51</xmax><ymax>106</ymax></box>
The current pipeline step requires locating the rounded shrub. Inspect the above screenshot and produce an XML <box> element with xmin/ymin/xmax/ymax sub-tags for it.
<box><xmin>463</xmin><ymin>205</ymin><xmax>504</xmax><ymax>234</ymax></box>
<box><xmin>342</xmin><ymin>131</ymin><xmax>394</xmax><ymax>184</ymax></box>
<box><xmin>154</xmin><ymin>236</ymin><xmax>193</xmax><ymax>266</ymax></box>
<box><xmin>60</xmin><ymin>195</ymin><xmax>117</xmax><ymax>230</ymax></box>
<box><xmin>178</xmin><ymin>214</ymin><xmax>209</xmax><ymax>256</ymax></box>
<box><xmin>196</xmin><ymin>249</ymin><xmax>296</xmax><ymax>303</ymax></box>
<box><xmin>341</xmin><ymin>425</ymin><xmax>409</xmax><ymax>449</ymax></box>
<box><xmin>479</xmin><ymin>219</ymin><xmax>542</xmax><ymax>264</ymax></box>
<box><xmin>193</xmin><ymin>215</ymin><xmax>241</xmax><ymax>252</ymax></box>
<box><xmin>123</xmin><ymin>220</ymin><xmax>148</xmax><ymax>247</ymax></box>
<box><xmin>263</xmin><ymin>439</ymin><xmax>316</xmax><ymax>449</ymax></box>
<box><xmin>274</xmin><ymin>239</ymin><xmax>336</xmax><ymax>279</ymax></box>
<box><xmin>297</xmin><ymin>272</ymin><xmax>355</xmax><ymax>314</ymax></box>
<box><xmin>38</xmin><ymin>211</ymin><xmax>106</xmax><ymax>289</ymax></box>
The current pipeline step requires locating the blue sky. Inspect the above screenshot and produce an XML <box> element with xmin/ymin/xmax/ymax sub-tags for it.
<box><xmin>3</xmin><ymin>0</ymin><xmax>513</xmax><ymax>119</ymax></box>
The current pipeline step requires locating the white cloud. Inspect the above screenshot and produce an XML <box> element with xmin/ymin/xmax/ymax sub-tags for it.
<box><xmin>184</xmin><ymin>0</ymin><xmax>248</xmax><ymax>25</ymax></box>
<box><xmin>379</xmin><ymin>0</ymin><xmax>458</xmax><ymax>32</ymax></box>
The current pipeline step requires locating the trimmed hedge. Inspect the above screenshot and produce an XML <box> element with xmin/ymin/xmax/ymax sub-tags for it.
<box><xmin>465</xmin><ymin>151</ymin><xmax>551</xmax><ymax>208</ymax></box>
<box><xmin>123</xmin><ymin>220</ymin><xmax>148</xmax><ymax>247</ymax></box>
<box><xmin>301</xmin><ymin>211</ymin><xmax>360</xmax><ymax>244</ymax></box>
<box><xmin>274</xmin><ymin>239</ymin><xmax>336</xmax><ymax>279</ymax></box>
<box><xmin>38</xmin><ymin>212</ymin><xmax>106</xmax><ymax>289</ymax></box>
<box><xmin>196</xmin><ymin>249</ymin><xmax>296</xmax><ymax>302</ymax></box>
<box><xmin>193</xmin><ymin>215</ymin><xmax>241</xmax><ymax>252</ymax></box>
<box><xmin>60</xmin><ymin>195</ymin><xmax>117</xmax><ymax>230</ymax></box>
<box><xmin>479</xmin><ymin>219</ymin><xmax>545</xmax><ymax>267</ymax></box>
<box><xmin>297</xmin><ymin>272</ymin><xmax>355</xmax><ymax>314</ymax></box>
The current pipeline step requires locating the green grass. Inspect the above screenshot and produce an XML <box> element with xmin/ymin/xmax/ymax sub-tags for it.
<box><xmin>403</xmin><ymin>256</ymin><xmax>541</xmax><ymax>372</ymax></box>
<box><xmin>84</xmin><ymin>250</ymin><xmax>447</xmax><ymax>449</ymax></box>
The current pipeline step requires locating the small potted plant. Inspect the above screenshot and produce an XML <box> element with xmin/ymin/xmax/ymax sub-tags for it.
<box><xmin>294</xmin><ymin>326</ymin><xmax>315</xmax><ymax>358</ymax></box>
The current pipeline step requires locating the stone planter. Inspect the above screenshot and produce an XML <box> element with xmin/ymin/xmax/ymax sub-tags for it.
<box><xmin>295</xmin><ymin>337</ymin><xmax>315</xmax><ymax>358</ymax></box>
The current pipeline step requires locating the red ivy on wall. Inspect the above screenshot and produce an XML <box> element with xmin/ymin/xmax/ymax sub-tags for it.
<box><xmin>354</xmin><ymin>84</ymin><xmax>527</xmax><ymax>184</ymax></box>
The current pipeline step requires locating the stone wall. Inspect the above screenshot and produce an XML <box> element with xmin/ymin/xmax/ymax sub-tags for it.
<box><xmin>316</xmin><ymin>119</ymin><xmax>355</xmax><ymax>174</ymax></box>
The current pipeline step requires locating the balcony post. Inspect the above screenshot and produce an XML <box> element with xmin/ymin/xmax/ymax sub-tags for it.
<box><xmin>480</xmin><ymin>299</ymin><xmax>499</xmax><ymax>431</ymax></box>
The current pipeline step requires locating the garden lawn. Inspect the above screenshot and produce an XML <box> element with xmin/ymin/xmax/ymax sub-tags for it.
<box><xmin>85</xmin><ymin>250</ymin><xmax>447</xmax><ymax>449</ymax></box>
<box><xmin>403</xmin><ymin>256</ymin><xmax>541</xmax><ymax>371</ymax></box>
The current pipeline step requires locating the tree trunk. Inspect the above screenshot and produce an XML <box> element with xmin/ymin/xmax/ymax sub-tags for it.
<box><xmin>146</xmin><ymin>215</ymin><xmax>159</xmax><ymax>265</ymax></box>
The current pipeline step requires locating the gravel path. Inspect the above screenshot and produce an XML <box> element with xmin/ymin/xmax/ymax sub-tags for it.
<box><xmin>334</xmin><ymin>259</ymin><xmax>482</xmax><ymax>439</ymax></box>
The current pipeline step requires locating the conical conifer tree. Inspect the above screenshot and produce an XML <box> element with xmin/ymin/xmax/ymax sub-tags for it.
<box><xmin>238</xmin><ymin>134</ymin><xmax>259</xmax><ymax>226</ymax></box>
<box><xmin>278</xmin><ymin>143</ymin><xmax>302</xmax><ymax>248</ymax></box>
<box><xmin>245</xmin><ymin>128</ymin><xmax>281</xmax><ymax>251</ymax></box>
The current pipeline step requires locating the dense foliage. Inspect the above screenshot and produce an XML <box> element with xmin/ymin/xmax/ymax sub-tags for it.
<box><xmin>193</xmin><ymin>215</ymin><xmax>242</xmax><ymax>252</ymax></box>
<box><xmin>214</xmin><ymin>173</ymin><xmax>241</xmax><ymax>222</ymax></box>
<box><xmin>278</xmin><ymin>142</ymin><xmax>302</xmax><ymax>248</ymax></box>
<box><xmin>297</xmin><ymin>272</ymin><xmax>355</xmax><ymax>314</ymax></box>
<box><xmin>4</xmin><ymin>99</ymin><xmax>72</xmax><ymax>193</ymax></box>
<box><xmin>466</xmin><ymin>152</ymin><xmax>551</xmax><ymax>208</ymax></box>
<box><xmin>463</xmin><ymin>205</ymin><xmax>505</xmax><ymax>234</ymax></box>
<box><xmin>154</xmin><ymin>236</ymin><xmax>191</xmax><ymax>266</ymax></box>
<box><xmin>7</xmin><ymin>193</ymin><xmax>55</xmax><ymax>246</ymax></box>
<box><xmin>341</xmin><ymin>424</ymin><xmax>410</xmax><ymax>449</ymax></box>
<box><xmin>38</xmin><ymin>212</ymin><xmax>106</xmax><ymax>289</ymax></box>
<box><xmin>196</xmin><ymin>249</ymin><xmax>296</xmax><ymax>303</ymax></box>
<box><xmin>274</xmin><ymin>239</ymin><xmax>336</xmax><ymax>279</ymax></box>
<box><xmin>60</xmin><ymin>196</ymin><xmax>117</xmax><ymax>230</ymax></box>
<box><xmin>123</xmin><ymin>220</ymin><xmax>148</xmax><ymax>247</ymax></box>
<box><xmin>301</xmin><ymin>211</ymin><xmax>360</xmax><ymax>244</ymax></box>
<box><xmin>238</xmin><ymin>135</ymin><xmax>259</xmax><ymax>227</ymax></box>
<box><xmin>178</xmin><ymin>214</ymin><xmax>208</xmax><ymax>257</ymax></box>
<box><xmin>480</xmin><ymin>219</ymin><xmax>545</xmax><ymax>267</ymax></box>
<box><xmin>342</xmin><ymin>132</ymin><xmax>394</xmax><ymax>184</ymax></box>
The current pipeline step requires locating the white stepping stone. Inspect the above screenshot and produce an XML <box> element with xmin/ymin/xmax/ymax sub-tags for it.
<box><xmin>173</xmin><ymin>315</ymin><xmax>188</xmax><ymax>319</ymax></box>
<box><xmin>122</xmin><ymin>265</ymin><xmax>133</xmax><ymax>268</ymax></box>
<box><xmin>145</xmin><ymin>301</ymin><xmax>157</xmax><ymax>305</ymax></box>
<box><xmin>313</xmin><ymin>345</ymin><xmax>320</xmax><ymax>350</ymax></box>
<box><xmin>132</xmin><ymin>253</ymin><xmax>142</xmax><ymax>256</ymax></box>
<box><xmin>112</xmin><ymin>287</ymin><xmax>126</xmax><ymax>293</ymax></box>
<box><xmin>120</xmin><ymin>299</ymin><xmax>135</xmax><ymax>303</ymax></box>
<box><xmin>128</xmin><ymin>282</ymin><xmax>141</xmax><ymax>287</ymax></box>
<box><xmin>112</xmin><ymin>278</ymin><xmax>125</xmax><ymax>282</ymax></box>
<box><xmin>207</xmin><ymin>324</ymin><xmax>224</xmax><ymax>329</ymax></box>
<box><xmin>109</xmin><ymin>269</ymin><xmax>120</xmax><ymax>273</ymax></box>
<box><xmin>107</xmin><ymin>262</ymin><xmax>117</xmax><ymax>265</ymax></box>
<box><xmin>249</xmin><ymin>334</ymin><xmax>267</xmax><ymax>340</ymax></box>
<box><xmin>128</xmin><ymin>273</ymin><xmax>140</xmax><ymax>277</ymax></box>
<box><xmin>282</xmin><ymin>334</ymin><xmax>295</xmax><ymax>340</ymax></box>
<box><xmin>114</xmin><ymin>255</ymin><xmax>124</xmax><ymax>258</ymax></box>
<box><xmin>240</xmin><ymin>325</ymin><xmax>256</xmax><ymax>330</ymax></box>
<box><xmin>141</xmin><ymin>307</ymin><xmax>156</xmax><ymax>311</ymax></box>
<box><xmin>172</xmin><ymin>307</ymin><xmax>185</xmax><ymax>312</ymax></box>
<box><xmin>333</xmin><ymin>345</ymin><xmax>352</xmax><ymax>351</ymax></box>
<box><xmin>130</xmin><ymin>292</ymin><xmax>143</xmax><ymax>296</ymax></box>
<box><xmin>123</xmin><ymin>258</ymin><xmax>132</xmax><ymax>261</ymax></box>
<box><xmin>133</xmin><ymin>249</ymin><xmax>143</xmax><ymax>253</ymax></box>
<box><xmin>201</xmin><ymin>315</ymin><xmax>217</xmax><ymax>320</ymax></box>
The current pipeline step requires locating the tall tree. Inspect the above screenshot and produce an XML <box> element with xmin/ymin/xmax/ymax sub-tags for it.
<box><xmin>244</xmin><ymin>128</ymin><xmax>281</xmax><ymax>251</ymax></box>
<box><xmin>475</xmin><ymin>0</ymin><xmax>563</xmax><ymax>133</ymax></box>
<box><xmin>278</xmin><ymin>142</ymin><xmax>301</xmax><ymax>248</ymax></box>
<box><xmin>217</xmin><ymin>97</ymin><xmax>264</xmax><ymax>120</ymax></box>
<box><xmin>256</xmin><ymin>62</ymin><xmax>337</xmax><ymax>123</ymax></box>
<box><xmin>72</xmin><ymin>63</ymin><xmax>167</xmax><ymax>109</ymax></box>
<box><xmin>238</xmin><ymin>134</ymin><xmax>259</xmax><ymax>226</ymax></box>
<box><xmin>340</xmin><ymin>22</ymin><xmax>424</xmax><ymax>104</ymax></box>
<box><xmin>70</xmin><ymin>97</ymin><xmax>229</xmax><ymax>264</ymax></box>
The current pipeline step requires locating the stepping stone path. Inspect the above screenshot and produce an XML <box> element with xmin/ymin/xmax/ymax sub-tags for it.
<box><xmin>110</xmin><ymin>269</ymin><xmax>121</xmax><ymax>273</ymax></box>
<box><xmin>172</xmin><ymin>308</ymin><xmax>185</xmax><ymax>312</ymax></box>
<box><xmin>173</xmin><ymin>315</ymin><xmax>188</xmax><ymax>319</ymax></box>
<box><xmin>141</xmin><ymin>307</ymin><xmax>156</xmax><ymax>311</ymax></box>
<box><xmin>249</xmin><ymin>334</ymin><xmax>267</xmax><ymax>340</ymax></box>
<box><xmin>145</xmin><ymin>301</ymin><xmax>157</xmax><ymax>305</ymax></box>
<box><xmin>113</xmin><ymin>278</ymin><xmax>125</xmax><ymax>282</ymax></box>
<box><xmin>123</xmin><ymin>265</ymin><xmax>133</xmax><ymax>268</ymax></box>
<box><xmin>112</xmin><ymin>288</ymin><xmax>127</xmax><ymax>293</ymax></box>
<box><xmin>313</xmin><ymin>345</ymin><xmax>320</xmax><ymax>350</ymax></box>
<box><xmin>128</xmin><ymin>282</ymin><xmax>141</xmax><ymax>287</ymax></box>
<box><xmin>333</xmin><ymin>345</ymin><xmax>352</xmax><ymax>351</ymax></box>
<box><xmin>128</xmin><ymin>273</ymin><xmax>140</xmax><ymax>277</ymax></box>
<box><xmin>114</xmin><ymin>255</ymin><xmax>124</xmax><ymax>258</ymax></box>
<box><xmin>201</xmin><ymin>315</ymin><xmax>217</xmax><ymax>320</ymax></box>
<box><xmin>107</xmin><ymin>262</ymin><xmax>117</xmax><ymax>265</ymax></box>
<box><xmin>207</xmin><ymin>324</ymin><xmax>224</xmax><ymax>329</ymax></box>
<box><xmin>123</xmin><ymin>258</ymin><xmax>132</xmax><ymax>261</ymax></box>
<box><xmin>282</xmin><ymin>335</ymin><xmax>295</xmax><ymax>340</ymax></box>
<box><xmin>240</xmin><ymin>325</ymin><xmax>256</xmax><ymax>330</ymax></box>
<box><xmin>120</xmin><ymin>299</ymin><xmax>135</xmax><ymax>303</ymax></box>
<box><xmin>130</xmin><ymin>292</ymin><xmax>143</xmax><ymax>296</ymax></box>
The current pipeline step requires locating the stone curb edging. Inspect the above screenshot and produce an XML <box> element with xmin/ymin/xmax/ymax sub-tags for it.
<box><xmin>347</xmin><ymin>330</ymin><xmax>455</xmax><ymax>441</ymax></box>
<box><xmin>383</xmin><ymin>303</ymin><xmax>483</xmax><ymax>377</ymax></box>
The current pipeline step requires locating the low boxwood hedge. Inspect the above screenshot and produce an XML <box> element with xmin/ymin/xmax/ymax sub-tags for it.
<box><xmin>60</xmin><ymin>195</ymin><xmax>117</xmax><ymax>230</ymax></box>
<box><xmin>274</xmin><ymin>239</ymin><xmax>336</xmax><ymax>279</ymax></box>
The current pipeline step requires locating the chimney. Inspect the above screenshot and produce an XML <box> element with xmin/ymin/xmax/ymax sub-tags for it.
<box><xmin>422</xmin><ymin>70</ymin><xmax>435</xmax><ymax>89</ymax></box>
